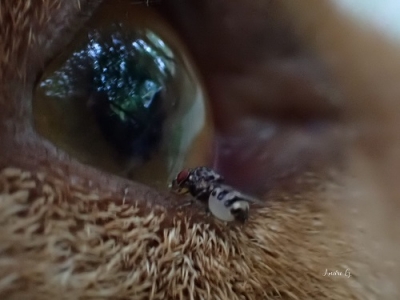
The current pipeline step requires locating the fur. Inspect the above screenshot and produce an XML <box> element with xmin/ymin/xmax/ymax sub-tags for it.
<box><xmin>0</xmin><ymin>167</ymin><xmax>364</xmax><ymax>299</ymax></box>
<box><xmin>1</xmin><ymin>0</ymin><xmax>399</xmax><ymax>299</ymax></box>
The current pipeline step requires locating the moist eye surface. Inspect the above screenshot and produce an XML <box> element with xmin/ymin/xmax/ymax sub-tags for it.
<box><xmin>32</xmin><ymin>1</ymin><xmax>213</xmax><ymax>189</ymax></box>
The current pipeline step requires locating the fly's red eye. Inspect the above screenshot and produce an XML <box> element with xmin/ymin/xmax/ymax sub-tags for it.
<box><xmin>176</xmin><ymin>169</ymin><xmax>190</xmax><ymax>185</ymax></box>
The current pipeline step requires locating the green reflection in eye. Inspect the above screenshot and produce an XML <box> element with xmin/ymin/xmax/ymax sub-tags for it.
<box><xmin>33</xmin><ymin>4</ymin><xmax>212</xmax><ymax>189</ymax></box>
<box><xmin>41</xmin><ymin>25</ymin><xmax>174</xmax><ymax>160</ymax></box>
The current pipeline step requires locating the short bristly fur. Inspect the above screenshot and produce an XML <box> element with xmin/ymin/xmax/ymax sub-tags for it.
<box><xmin>1</xmin><ymin>0</ymin><xmax>399</xmax><ymax>299</ymax></box>
<box><xmin>0</xmin><ymin>167</ymin><xmax>364</xmax><ymax>299</ymax></box>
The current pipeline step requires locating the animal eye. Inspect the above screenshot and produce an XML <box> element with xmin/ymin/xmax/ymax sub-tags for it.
<box><xmin>32</xmin><ymin>3</ymin><xmax>213</xmax><ymax>189</ymax></box>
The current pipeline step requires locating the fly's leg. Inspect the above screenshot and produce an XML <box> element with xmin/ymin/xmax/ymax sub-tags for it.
<box><xmin>193</xmin><ymin>188</ymin><xmax>211</xmax><ymax>203</ymax></box>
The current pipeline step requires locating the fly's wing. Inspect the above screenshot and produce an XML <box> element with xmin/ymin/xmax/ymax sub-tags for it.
<box><xmin>218</xmin><ymin>184</ymin><xmax>262</xmax><ymax>205</ymax></box>
<box><xmin>195</xmin><ymin>167</ymin><xmax>224</xmax><ymax>183</ymax></box>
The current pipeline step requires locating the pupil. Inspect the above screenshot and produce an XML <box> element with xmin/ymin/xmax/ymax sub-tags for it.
<box><xmin>87</xmin><ymin>26</ymin><xmax>169</xmax><ymax>159</ymax></box>
<box><xmin>89</xmin><ymin>89</ymin><xmax>165</xmax><ymax>160</ymax></box>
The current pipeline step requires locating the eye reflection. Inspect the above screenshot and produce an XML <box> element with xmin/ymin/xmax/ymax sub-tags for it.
<box><xmin>33</xmin><ymin>2</ymin><xmax>213</xmax><ymax>189</ymax></box>
<box><xmin>41</xmin><ymin>26</ymin><xmax>174</xmax><ymax>160</ymax></box>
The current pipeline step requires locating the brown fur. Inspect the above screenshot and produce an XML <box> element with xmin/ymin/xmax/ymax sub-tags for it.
<box><xmin>0</xmin><ymin>0</ymin><xmax>399</xmax><ymax>299</ymax></box>
<box><xmin>0</xmin><ymin>167</ymin><xmax>364</xmax><ymax>299</ymax></box>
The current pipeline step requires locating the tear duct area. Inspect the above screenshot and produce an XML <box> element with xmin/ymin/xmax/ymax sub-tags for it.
<box><xmin>158</xmin><ymin>0</ymin><xmax>345</xmax><ymax>196</ymax></box>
